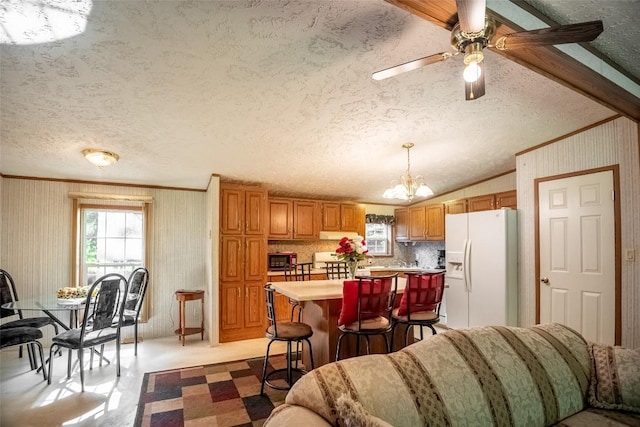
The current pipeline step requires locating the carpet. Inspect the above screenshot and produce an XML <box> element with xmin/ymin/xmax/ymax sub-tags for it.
<box><xmin>134</xmin><ymin>354</ymin><xmax>300</xmax><ymax>427</ymax></box>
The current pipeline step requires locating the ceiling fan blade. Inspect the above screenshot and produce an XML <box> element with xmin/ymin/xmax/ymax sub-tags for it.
<box><xmin>494</xmin><ymin>20</ymin><xmax>603</xmax><ymax>51</ymax></box>
<box><xmin>465</xmin><ymin>62</ymin><xmax>485</xmax><ymax>101</ymax></box>
<box><xmin>372</xmin><ymin>52</ymin><xmax>453</xmax><ymax>81</ymax></box>
<box><xmin>455</xmin><ymin>0</ymin><xmax>486</xmax><ymax>34</ymax></box>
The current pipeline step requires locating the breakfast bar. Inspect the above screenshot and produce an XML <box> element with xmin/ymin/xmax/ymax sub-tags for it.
<box><xmin>270</xmin><ymin>277</ymin><xmax>409</xmax><ymax>368</ymax></box>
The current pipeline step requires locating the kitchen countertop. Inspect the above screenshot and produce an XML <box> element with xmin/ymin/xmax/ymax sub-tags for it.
<box><xmin>269</xmin><ymin>277</ymin><xmax>407</xmax><ymax>301</ymax></box>
<box><xmin>267</xmin><ymin>269</ymin><xmax>326</xmax><ymax>277</ymax></box>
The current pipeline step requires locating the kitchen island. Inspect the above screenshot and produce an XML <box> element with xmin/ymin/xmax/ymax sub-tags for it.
<box><xmin>270</xmin><ymin>277</ymin><xmax>409</xmax><ymax>367</ymax></box>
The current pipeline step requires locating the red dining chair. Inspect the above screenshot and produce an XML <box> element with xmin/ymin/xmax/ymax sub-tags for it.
<box><xmin>390</xmin><ymin>272</ymin><xmax>445</xmax><ymax>347</ymax></box>
<box><xmin>335</xmin><ymin>274</ymin><xmax>398</xmax><ymax>361</ymax></box>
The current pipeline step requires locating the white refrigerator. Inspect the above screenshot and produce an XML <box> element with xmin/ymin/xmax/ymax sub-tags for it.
<box><xmin>444</xmin><ymin>209</ymin><xmax>518</xmax><ymax>329</ymax></box>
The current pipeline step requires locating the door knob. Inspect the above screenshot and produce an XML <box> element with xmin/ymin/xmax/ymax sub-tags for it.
<box><xmin>540</xmin><ymin>277</ymin><xmax>549</xmax><ymax>285</ymax></box>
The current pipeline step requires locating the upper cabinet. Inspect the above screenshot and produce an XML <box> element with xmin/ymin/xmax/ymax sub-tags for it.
<box><xmin>221</xmin><ymin>184</ymin><xmax>268</xmax><ymax>235</ymax></box>
<box><xmin>407</xmin><ymin>203</ymin><xmax>445</xmax><ymax>241</ymax></box>
<box><xmin>268</xmin><ymin>198</ymin><xmax>319</xmax><ymax>240</ymax></box>
<box><xmin>468</xmin><ymin>194</ymin><xmax>495</xmax><ymax>212</ymax></box>
<box><xmin>445</xmin><ymin>199</ymin><xmax>468</xmax><ymax>214</ymax></box>
<box><xmin>495</xmin><ymin>190</ymin><xmax>517</xmax><ymax>210</ymax></box>
<box><xmin>321</xmin><ymin>202</ymin><xmax>361</xmax><ymax>232</ymax></box>
<box><xmin>394</xmin><ymin>208</ymin><xmax>409</xmax><ymax>241</ymax></box>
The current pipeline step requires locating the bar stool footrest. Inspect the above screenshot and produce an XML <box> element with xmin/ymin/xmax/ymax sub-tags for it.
<box><xmin>263</xmin><ymin>367</ymin><xmax>307</xmax><ymax>391</ymax></box>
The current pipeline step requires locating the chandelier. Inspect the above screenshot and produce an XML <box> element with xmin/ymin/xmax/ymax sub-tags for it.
<box><xmin>383</xmin><ymin>143</ymin><xmax>433</xmax><ymax>201</ymax></box>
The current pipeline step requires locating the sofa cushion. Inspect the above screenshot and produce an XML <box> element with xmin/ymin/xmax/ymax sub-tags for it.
<box><xmin>554</xmin><ymin>407</ymin><xmax>640</xmax><ymax>426</ymax></box>
<box><xmin>284</xmin><ymin>323</ymin><xmax>591</xmax><ymax>427</ymax></box>
<box><xmin>588</xmin><ymin>343</ymin><xmax>640</xmax><ymax>413</ymax></box>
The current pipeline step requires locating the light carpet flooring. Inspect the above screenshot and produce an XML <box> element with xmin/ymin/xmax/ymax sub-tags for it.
<box><xmin>0</xmin><ymin>336</ymin><xmax>286</xmax><ymax>427</ymax></box>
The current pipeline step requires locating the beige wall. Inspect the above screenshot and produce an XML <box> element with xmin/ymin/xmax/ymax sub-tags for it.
<box><xmin>516</xmin><ymin>117</ymin><xmax>640</xmax><ymax>348</ymax></box>
<box><xmin>0</xmin><ymin>178</ymin><xmax>208</xmax><ymax>346</ymax></box>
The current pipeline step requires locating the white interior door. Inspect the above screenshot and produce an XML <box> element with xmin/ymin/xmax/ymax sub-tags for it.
<box><xmin>539</xmin><ymin>170</ymin><xmax>615</xmax><ymax>344</ymax></box>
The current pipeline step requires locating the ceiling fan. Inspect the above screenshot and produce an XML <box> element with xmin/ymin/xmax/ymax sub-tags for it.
<box><xmin>372</xmin><ymin>0</ymin><xmax>603</xmax><ymax>100</ymax></box>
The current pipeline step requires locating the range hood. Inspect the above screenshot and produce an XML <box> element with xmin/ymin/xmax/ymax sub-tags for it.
<box><xmin>318</xmin><ymin>231</ymin><xmax>360</xmax><ymax>240</ymax></box>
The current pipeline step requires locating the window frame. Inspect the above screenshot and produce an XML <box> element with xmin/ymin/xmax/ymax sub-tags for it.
<box><xmin>364</xmin><ymin>222</ymin><xmax>393</xmax><ymax>257</ymax></box>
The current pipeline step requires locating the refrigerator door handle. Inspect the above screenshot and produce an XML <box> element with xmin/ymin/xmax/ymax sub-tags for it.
<box><xmin>464</xmin><ymin>239</ymin><xmax>471</xmax><ymax>292</ymax></box>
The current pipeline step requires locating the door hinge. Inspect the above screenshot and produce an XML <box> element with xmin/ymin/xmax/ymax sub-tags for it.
<box><xmin>611</xmin><ymin>190</ymin><xmax>615</xmax><ymax>201</ymax></box>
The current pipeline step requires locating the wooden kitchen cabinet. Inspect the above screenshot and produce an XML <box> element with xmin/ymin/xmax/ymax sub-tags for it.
<box><xmin>268</xmin><ymin>198</ymin><xmax>318</xmax><ymax>240</ymax></box>
<box><xmin>321</xmin><ymin>203</ymin><xmax>341</xmax><ymax>231</ymax></box>
<box><xmin>495</xmin><ymin>190</ymin><xmax>517</xmax><ymax>209</ymax></box>
<box><xmin>425</xmin><ymin>204</ymin><xmax>445</xmax><ymax>240</ymax></box>
<box><xmin>445</xmin><ymin>199</ymin><xmax>468</xmax><ymax>214</ymax></box>
<box><xmin>321</xmin><ymin>202</ymin><xmax>361</xmax><ymax>233</ymax></box>
<box><xmin>408</xmin><ymin>203</ymin><xmax>445</xmax><ymax>241</ymax></box>
<box><xmin>394</xmin><ymin>208</ymin><xmax>409</xmax><ymax>241</ymax></box>
<box><xmin>220</xmin><ymin>183</ymin><xmax>268</xmax><ymax>343</ymax></box>
<box><xmin>293</xmin><ymin>200</ymin><xmax>318</xmax><ymax>239</ymax></box>
<box><xmin>268</xmin><ymin>198</ymin><xmax>293</xmax><ymax>239</ymax></box>
<box><xmin>468</xmin><ymin>194</ymin><xmax>495</xmax><ymax>212</ymax></box>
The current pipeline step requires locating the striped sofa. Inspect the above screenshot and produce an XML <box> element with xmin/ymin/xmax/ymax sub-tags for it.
<box><xmin>264</xmin><ymin>323</ymin><xmax>640</xmax><ymax>426</ymax></box>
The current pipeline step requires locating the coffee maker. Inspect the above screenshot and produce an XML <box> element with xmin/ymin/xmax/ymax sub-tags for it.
<box><xmin>436</xmin><ymin>250</ymin><xmax>446</xmax><ymax>269</ymax></box>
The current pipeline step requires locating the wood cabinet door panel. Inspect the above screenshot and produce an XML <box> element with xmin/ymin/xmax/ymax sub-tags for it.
<box><xmin>495</xmin><ymin>190</ymin><xmax>517</xmax><ymax>209</ymax></box>
<box><xmin>220</xmin><ymin>236</ymin><xmax>243</xmax><ymax>281</ymax></box>
<box><xmin>293</xmin><ymin>200</ymin><xmax>317</xmax><ymax>239</ymax></box>
<box><xmin>244</xmin><ymin>282</ymin><xmax>265</xmax><ymax>328</ymax></box>
<box><xmin>408</xmin><ymin>206</ymin><xmax>426</xmax><ymax>240</ymax></box>
<box><xmin>245</xmin><ymin>189</ymin><xmax>267</xmax><ymax>235</ymax></box>
<box><xmin>322</xmin><ymin>203</ymin><xmax>341</xmax><ymax>231</ymax></box>
<box><xmin>268</xmin><ymin>199</ymin><xmax>292</xmax><ymax>238</ymax></box>
<box><xmin>221</xmin><ymin>188</ymin><xmax>244</xmax><ymax>234</ymax></box>
<box><xmin>340</xmin><ymin>204</ymin><xmax>357</xmax><ymax>231</ymax></box>
<box><xmin>468</xmin><ymin>194</ymin><xmax>495</xmax><ymax>212</ymax></box>
<box><xmin>220</xmin><ymin>282</ymin><xmax>242</xmax><ymax>331</ymax></box>
<box><xmin>426</xmin><ymin>204</ymin><xmax>445</xmax><ymax>240</ymax></box>
<box><xmin>446</xmin><ymin>199</ymin><xmax>468</xmax><ymax>214</ymax></box>
<box><xmin>245</xmin><ymin>237</ymin><xmax>265</xmax><ymax>281</ymax></box>
<box><xmin>394</xmin><ymin>208</ymin><xmax>408</xmax><ymax>241</ymax></box>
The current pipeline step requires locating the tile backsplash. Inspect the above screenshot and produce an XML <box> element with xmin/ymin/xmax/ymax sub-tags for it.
<box><xmin>268</xmin><ymin>239</ymin><xmax>444</xmax><ymax>268</ymax></box>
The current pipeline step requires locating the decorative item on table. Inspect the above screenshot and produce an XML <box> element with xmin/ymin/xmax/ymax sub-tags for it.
<box><xmin>335</xmin><ymin>236</ymin><xmax>368</xmax><ymax>279</ymax></box>
<box><xmin>57</xmin><ymin>286</ymin><xmax>91</xmax><ymax>304</ymax></box>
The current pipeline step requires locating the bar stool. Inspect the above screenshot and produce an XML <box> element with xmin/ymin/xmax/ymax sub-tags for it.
<box><xmin>390</xmin><ymin>272</ymin><xmax>445</xmax><ymax>346</ymax></box>
<box><xmin>261</xmin><ymin>284</ymin><xmax>314</xmax><ymax>395</ymax></box>
<box><xmin>335</xmin><ymin>274</ymin><xmax>398</xmax><ymax>361</ymax></box>
<box><xmin>324</xmin><ymin>261</ymin><xmax>349</xmax><ymax>279</ymax></box>
<box><xmin>283</xmin><ymin>262</ymin><xmax>312</xmax><ymax>321</ymax></box>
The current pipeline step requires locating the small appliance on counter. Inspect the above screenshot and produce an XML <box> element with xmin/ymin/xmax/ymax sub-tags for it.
<box><xmin>313</xmin><ymin>251</ymin><xmax>339</xmax><ymax>269</ymax></box>
<box><xmin>436</xmin><ymin>250</ymin><xmax>446</xmax><ymax>269</ymax></box>
<box><xmin>267</xmin><ymin>252</ymin><xmax>297</xmax><ymax>271</ymax></box>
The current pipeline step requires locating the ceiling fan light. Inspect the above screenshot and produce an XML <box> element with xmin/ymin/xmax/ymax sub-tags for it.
<box><xmin>463</xmin><ymin>61</ymin><xmax>482</xmax><ymax>82</ymax></box>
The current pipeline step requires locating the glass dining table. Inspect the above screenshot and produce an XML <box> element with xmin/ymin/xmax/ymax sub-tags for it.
<box><xmin>1</xmin><ymin>295</ymin><xmax>111</xmax><ymax>369</ymax></box>
<box><xmin>1</xmin><ymin>296</ymin><xmax>87</xmax><ymax>331</ymax></box>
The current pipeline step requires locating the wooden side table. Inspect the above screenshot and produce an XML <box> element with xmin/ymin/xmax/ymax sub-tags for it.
<box><xmin>174</xmin><ymin>289</ymin><xmax>205</xmax><ymax>345</ymax></box>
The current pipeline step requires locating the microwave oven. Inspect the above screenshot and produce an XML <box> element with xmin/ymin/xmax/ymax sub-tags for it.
<box><xmin>267</xmin><ymin>252</ymin><xmax>297</xmax><ymax>271</ymax></box>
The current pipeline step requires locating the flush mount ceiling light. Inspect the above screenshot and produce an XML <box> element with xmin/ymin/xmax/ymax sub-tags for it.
<box><xmin>0</xmin><ymin>0</ymin><xmax>92</xmax><ymax>45</ymax></box>
<box><xmin>82</xmin><ymin>149</ymin><xmax>119</xmax><ymax>167</ymax></box>
<box><xmin>383</xmin><ymin>143</ymin><xmax>433</xmax><ymax>202</ymax></box>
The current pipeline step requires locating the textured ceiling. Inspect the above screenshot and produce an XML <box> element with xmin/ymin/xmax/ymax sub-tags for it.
<box><xmin>0</xmin><ymin>0</ymin><xmax>632</xmax><ymax>204</ymax></box>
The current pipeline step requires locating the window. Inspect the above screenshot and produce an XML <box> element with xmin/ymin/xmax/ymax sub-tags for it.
<box><xmin>78</xmin><ymin>205</ymin><xmax>145</xmax><ymax>286</ymax></box>
<box><xmin>365</xmin><ymin>222</ymin><xmax>392</xmax><ymax>256</ymax></box>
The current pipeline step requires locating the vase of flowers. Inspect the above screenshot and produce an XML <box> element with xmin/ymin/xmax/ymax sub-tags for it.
<box><xmin>335</xmin><ymin>236</ymin><xmax>368</xmax><ymax>279</ymax></box>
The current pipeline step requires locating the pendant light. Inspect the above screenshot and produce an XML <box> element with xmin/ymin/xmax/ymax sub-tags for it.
<box><xmin>383</xmin><ymin>143</ymin><xmax>433</xmax><ymax>201</ymax></box>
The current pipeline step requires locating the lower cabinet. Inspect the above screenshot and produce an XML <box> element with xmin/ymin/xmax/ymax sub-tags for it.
<box><xmin>220</xmin><ymin>281</ymin><xmax>265</xmax><ymax>342</ymax></box>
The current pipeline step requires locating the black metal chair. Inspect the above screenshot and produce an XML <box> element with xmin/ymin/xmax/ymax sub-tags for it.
<box><xmin>283</xmin><ymin>262</ymin><xmax>312</xmax><ymax>322</ymax></box>
<box><xmin>0</xmin><ymin>269</ymin><xmax>59</xmax><ymax>367</ymax></box>
<box><xmin>390</xmin><ymin>272</ymin><xmax>445</xmax><ymax>346</ymax></box>
<box><xmin>335</xmin><ymin>274</ymin><xmax>398</xmax><ymax>361</ymax></box>
<box><xmin>48</xmin><ymin>273</ymin><xmax>128</xmax><ymax>391</ymax></box>
<box><xmin>0</xmin><ymin>327</ymin><xmax>47</xmax><ymax>380</ymax></box>
<box><xmin>118</xmin><ymin>267</ymin><xmax>149</xmax><ymax>356</ymax></box>
<box><xmin>324</xmin><ymin>261</ymin><xmax>349</xmax><ymax>279</ymax></box>
<box><xmin>260</xmin><ymin>284</ymin><xmax>314</xmax><ymax>396</ymax></box>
